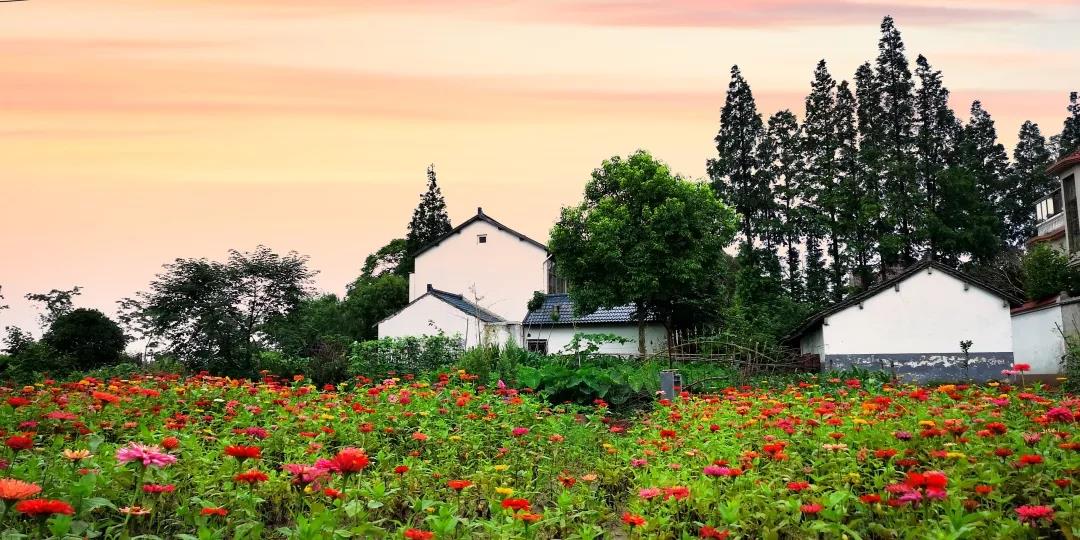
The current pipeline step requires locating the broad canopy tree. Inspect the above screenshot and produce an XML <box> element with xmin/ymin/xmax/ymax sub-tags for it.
<box><xmin>549</xmin><ymin>151</ymin><xmax>738</xmax><ymax>355</ymax></box>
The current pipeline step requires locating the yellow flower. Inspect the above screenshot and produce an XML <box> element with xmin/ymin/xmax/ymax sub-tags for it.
<box><xmin>493</xmin><ymin>465</ymin><xmax>509</xmax><ymax>472</ymax></box>
<box><xmin>419</xmin><ymin>411</ymin><xmax>430</xmax><ymax>417</ymax></box>
<box><xmin>496</xmin><ymin>487</ymin><xmax>513</xmax><ymax>495</ymax></box>
<box><xmin>918</xmin><ymin>420</ymin><xmax>936</xmax><ymax>427</ymax></box>
<box><xmin>852</xmin><ymin>418</ymin><xmax>869</xmax><ymax>426</ymax></box>
<box><xmin>449</xmin><ymin>435</ymin><xmax>462</xmax><ymax>441</ymax></box>
<box><xmin>946</xmin><ymin>452</ymin><xmax>966</xmax><ymax>459</ymax></box>
<box><xmin>63</xmin><ymin>449</ymin><xmax>91</xmax><ymax>461</ymax></box>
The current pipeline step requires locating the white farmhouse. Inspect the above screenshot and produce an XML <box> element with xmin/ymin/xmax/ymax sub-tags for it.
<box><xmin>377</xmin><ymin>206</ymin><xmax>669</xmax><ymax>354</ymax></box>
<box><xmin>786</xmin><ymin>261</ymin><xmax>1017</xmax><ymax>383</ymax></box>
<box><xmin>378</xmin><ymin>208</ymin><xmax>549</xmax><ymax>346</ymax></box>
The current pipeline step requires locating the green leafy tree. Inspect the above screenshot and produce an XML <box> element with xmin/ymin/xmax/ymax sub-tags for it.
<box><xmin>362</xmin><ymin>238</ymin><xmax>409</xmax><ymax>279</ymax></box>
<box><xmin>550</xmin><ymin>151</ymin><xmax>738</xmax><ymax>354</ymax></box>
<box><xmin>709</xmin><ymin>65</ymin><xmax>766</xmax><ymax>245</ymax></box>
<box><xmin>1007</xmin><ymin>121</ymin><xmax>1055</xmax><ymax>246</ymax></box>
<box><xmin>1021</xmin><ymin>243</ymin><xmax>1077</xmax><ymax>300</ymax></box>
<box><xmin>404</xmin><ymin>165</ymin><xmax>452</xmax><ymax>271</ymax></box>
<box><xmin>759</xmin><ymin>110</ymin><xmax>803</xmax><ymax>300</ymax></box>
<box><xmin>121</xmin><ymin>246</ymin><xmax>315</xmax><ymax>376</ymax></box>
<box><xmin>342</xmin><ymin>273</ymin><xmax>409</xmax><ymax>341</ymax></box>
<box><xmin>42</xmin><ymin>308</ymin><xmax>128</xmax><ymax>371</ymax></box>
<box><xmin>874</xmin><ymin>16</ymin><xmax>920</xmax><ymax>268</ymax></box>
<box><xmin>25</xmin><ymin>286</ymin><xmax>82</xmax><ymax>329</ymax></box>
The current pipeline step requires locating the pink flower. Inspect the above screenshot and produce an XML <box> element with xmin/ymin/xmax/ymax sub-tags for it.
<box><xmin>511</xmin><ymin>427</ymin><xmax>529</xmax><ymax>437</ymax></box>
<box><xmin>630</xmin><ymin>459</ymin><xmax>648</xmax><ymax>468</ymax></box>
<box><xmin>116</xmin><ymin>443</ymin><xmax>177</xmax><ymax>468</ymax></box>
<box><xmin>283</xmin><ymin>463</ymin><xmax>329</xmax><ymax>486</ymax></box>
<box><xmin>639</xmin><ymin>488</ymin><xmax>662</xmax><ymax>500</ymax></box>
<box><xmin>1046</xmin><ymin>407</ymin><xmax>1074</xmax><ymax>423</ymax></box>
<box><xmin>703</xmin><ymin>465</ymin><xmax>730</xmax><ymax>477</ymax></box>
<box><xmin>1016</xmin><ymin>505</ymin><xmax>1054</xmax><ymax>523</ymax></box>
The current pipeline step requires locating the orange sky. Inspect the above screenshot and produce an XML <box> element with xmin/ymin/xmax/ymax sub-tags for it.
<box><xmin>1</xmin><ymin>0</ymin><xmax>1078</xmax><ymax>335</ymax></box>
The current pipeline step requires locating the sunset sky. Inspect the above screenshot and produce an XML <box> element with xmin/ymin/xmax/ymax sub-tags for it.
<box><xmin>2</xmin><ymin>0</ymin><xmax>1078</xmax><ymax>335</ymax></box>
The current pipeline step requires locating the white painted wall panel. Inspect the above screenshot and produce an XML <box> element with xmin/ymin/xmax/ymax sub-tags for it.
<box><xmin>823</xmin><ymin>269</ymin><xmax>1012</xmax><ymax>355</ymax></box>
<box><xmin>378</xmin><ymin>295</ymin><xmax>487</xmax><ymax>348</ymax></box>
<box><xmin>524</xmin><ymin>324</ymin><xmax>667</xmax><ymax>355</ymax></box>
<box><xmin>1011</xmin><ymin>307</ymin><xmax>1065</xmax><ymax>374</ymax></box>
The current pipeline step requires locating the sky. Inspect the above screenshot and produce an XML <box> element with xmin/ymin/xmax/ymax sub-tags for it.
<box><xmin>1</xmin><ymin>0</ymin><xmax>1079</xmax><ymax>337</ymax></box>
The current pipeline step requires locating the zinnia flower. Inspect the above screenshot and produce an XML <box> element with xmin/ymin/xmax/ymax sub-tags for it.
<box><xmin>142</xmin><ymin>484</ymin><xmax>175</xmax><ymax>494</ymax></box>
<box><xmin>447</xmin><ymin>479</ymin><xmax>473</xmax><ymax>491</ymax></box>
<box><xmin>15</xmin><ymin>498</ymin><xmax>75</xmax><ymax>517</ymax></box>
<box><xmin>501</xmin><ymin>498</ymin><xmax>531</xmax><ymax>511</ymax></box>
<box><xmin>62</xmin><ymin>449</ymin><xmax>91</xmax><ymax>461</ymax></box>
<box><xmin>404</xmin><ymin>530</ymin><xmax>434</xmax><ymax>540</ymax></box>
<box><xmin>200</xmin><ymin>506</ymin><xmax>228</xmax><ymax>517</ymax></box>
<box><xmin>234</xmin><ymin>469</ymin><xmax>269</xmax><ymax>484</ymax></box>
<box><xmin>0</xmin><ymin>478</ymin><xmax>42</xmax><ymax>500</ymax></box>
<box><xmin>224</xmin><ymin>445</ymin><xmax>261</xmax><ymax>461</ymax></box>
<box><xmin>1016</xmin><ymin>505</ymin><xmax>1054</xmax><ymax>523</ymax></box>
<box><xmin>330</xmin><ymin>447</ymin><xmax>370</xmax><ymax>474</ymax></box>
<box><xmin>5</xmin><ymin>436</ymin><xmax>32</xmax><ymax>452</ymax></box>
<box><xmin>116</xmin><ymin>443</ymin><xmax>177</xmax><ymax>468</ymax></box>
<box><xmin>801</xmin><ymin>503</ymin><xmax>824</xmax><ymax>514</ymax></box>
<box><xmin>120</xmin><ymin>505</ymin><xmax>151</xmax><ymax>516</ymax></box>
<box><xmin>622</xmin><ymin>512</ymin><xmax>646</xmax><ymax>527</ymax></box>
<box><xmin>700</xmin><ymin>526</ymin><xmax>730</xmax><ymax>539</ymax></box>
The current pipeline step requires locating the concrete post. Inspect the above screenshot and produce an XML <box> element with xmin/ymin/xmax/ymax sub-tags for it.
<box><xmin>660</xmin><ymin>370</ymin><xmax>681</xmax><ymax>400</ymax></box>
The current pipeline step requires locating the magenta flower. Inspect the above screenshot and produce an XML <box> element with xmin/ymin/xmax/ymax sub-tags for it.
<box><xmin>116</xmin><ymin>443</ymin><xmax>177</xmax><ymax>468</ymax></box>
<box><xmin>511</xmin><ymin>427</ymin><xmax>529</xmax><ymax>437</ymax></box>
<box><xmin>639</xmin><ymin>487</ymin><xmax>662</xmax><ymax>500</ymax></box>
<box><xmin>703</xmin><ymin>465</ymin><xmax>731</xmax><ymax>477</ymax></box>
<box><xmin>630</xmin><ymin>458</ymin><xmax>648</xmax><ymax>468</ymax></box>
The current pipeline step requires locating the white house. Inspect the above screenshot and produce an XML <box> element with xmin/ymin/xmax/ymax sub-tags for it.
<box><xmin>522</xmin><ymin>293</ymin><xmax>667</xmax><ymax>356</ymax></box>
<box><xmin>786</xmin><ymin>261</ymin><xmax>1017</xmax><ymax>383</ymax></box>
<box><xmin>377</xmin><ymin>206</ymin><xmax>669</xmax><ymax>354</ymax></box>
<box><xmin>1009</xmin><ymin>149</ymin><xmax>1080</xmax><ymax>376</ymax></box>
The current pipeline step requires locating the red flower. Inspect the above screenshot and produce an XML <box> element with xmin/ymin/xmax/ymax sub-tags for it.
<box><xmin>0</xmin><ymin>479</ymin><xmax>42</xmax><ymax>500</ymax></box>
<box><xmin>6</xmin><ymin>397</ymin><xmax>30</xmax><ymax>408</ymax></box>
<box><xmin>1016</xmin><ymin>505</ymin><xmax>1054</xmax><ymax>523</ymax></box>
<box><xmin>331</xmin><ymin>448</ymin><xmax>370</xmax><ymax>474</ymax></box>
<box><xmin>501</xmin><ymin>498</ymin><xmax>531</xmax><ymax>512</ymax></box>
<box><xmin>161</xmin><ymin>436</ymin><xmax>180</xmax><ymax>450</ymax></box>
<box><xmin>1018</xmin><ymin>454</ymin><xmax>1044</xmax><ymax>466</ymax></box>
<box><xmin>224</xmin><ymin>445</ymin><xmax>261</xmax><ymax>461</ymax></box>
<box><xmin>5</xmin><ymin>436</ymin><xmax>32</xmax><ymax>452</ymax></box>
<box><xmin>142</xmin><ymin>484</ymin><xmax>176</xmax><ymax>494</ymax></box>
<box><xmin>859</xmin><ymin>494</ymin><xmax>881</xmax><ymax>504</ymax></box>
<box><xmin>517</xmin><ymin>512</ymin><xmax>542</xmax><ymax>523</ymax></box>
<box><xmin>394</xmin><ymin>465</ymin><xmax>409</xmax><ymax>475</ymax></box>
<box><xmin>699</xmin><ymin>526</ymin><xmax>730</xmax><ymax>539</ymax></box>
<box><xmin>14</xmin><ymin>498</ymin><xmax>75</xmax><ymax>517</ymax></box>
<box><xmin>447</xmin><ymin>479</ymin><xmax>473</xmax><ymax>491</ymax></box>
<box><xmin>974</xmin><ymin>485</ymin><xmax>994</xmax><ymax>496</ymax></box>
<box><xmin>801</xmin><ymin>503</ymin><xmax>824</xmax><ymax>514</ymax></box>
<box><xmin>233</xmin><ymin>469</ymin><xmax>269</xmax><ymax>484</ymax></box>
<box><xmin>1013</xmin><ymin>363</ymin><xmax>1031</xmax><ymax>372</ymax></box>
<box><xmin>993</xmin><ymin>448</ymin><xmax>1013</xmax><ymax>458</ymax></box>
<box><xmin>200</xmin><ymin>506</ymin><xmax>228</xmax><ymax>517</ymax></box>
<box><xmin>787</xmin><ymin>481</ymin><xmax>811</xmax><ymax>492</ymax></box>
<box><xmin>404</xmin><ymin>529</ymin><xmax>434</xmax><ymax>540</ymax></box>
<box><xmin>622</xmin><ymin>512</ymin><xmax>646</xmax><ymax>527</ymax></box>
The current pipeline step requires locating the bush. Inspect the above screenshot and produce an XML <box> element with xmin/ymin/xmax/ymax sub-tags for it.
<box><xmin>1021</xmin><ymin>243</ymin><xmax>1078</xmax><ymax>300</ymax></box>
<box><xmin>349</xmin><ymin>334</ymin><xmax>464</xmax><ymax>377</ymax></box>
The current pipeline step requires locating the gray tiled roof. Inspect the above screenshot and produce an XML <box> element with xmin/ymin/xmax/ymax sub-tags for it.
<box><xmin>429</xmin><ymin>288</ymin><xmax>506</xmax><ymax>323</ymax></box>
<box><xmin>523</xmin><ymin>294</ymin><xmax>650</xmax><ymax>326</ymax></box>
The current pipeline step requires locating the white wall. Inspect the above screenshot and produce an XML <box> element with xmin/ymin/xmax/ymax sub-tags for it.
<box><xmin>524</xmin><ymin>324</ymin><xmax>668</xmax><ymax>355</ymax></box>
<box><xmin>409</xmin><ymin>219</ymin><xmax>547</xmax><ymax>322</ymax></box>
<box><xmin>1011</xmin><ymin>306</ymin><xmax>1065</xmax><ymax>374</ymax></box>
<box><xmin>823</xmin><ymin>268</ymin><xmax>1013</xmax><ymax>355</ymax></box>
<box><xmin>379</xmin><ymin>295</ymin><xmax>490</xmax><ymax>348</ymax></box>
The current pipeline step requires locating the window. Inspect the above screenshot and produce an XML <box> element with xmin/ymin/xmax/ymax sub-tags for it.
<box><xmin>477</xmin><ymin>234</ymin><xmax>487</xmax><ymax>244</ymax></box>
<box><xmin>1036</xmin><ymin>190</ymin><xmax>1062</xmax><ymax>222</ymax></box>
<box><xmin>546</xmin><ymin>259</ymin><xmax>567</xmax><ymax>294</ymax></box>
<box><xmin>526</xmin><ymin>339</ymin><xmax>548</xmax><ymax>354</ymax></box>
<box><xmin>1065</xmin><ymin>176</ymin><xmax>1080</xmax><ymax>252</ymax></box>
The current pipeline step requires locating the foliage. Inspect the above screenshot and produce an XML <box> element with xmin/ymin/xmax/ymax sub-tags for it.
<box><xmin>1021</xmin><ymin>243</ymin><xmax>1078</xmax><ymax>301</ymax></box>
<box><xmin>0</xmin><ymin>372</ymin><xmax>1075</xmax><ymax>538</ymax></box>
<box><xmin>526</xmin><ymin>291</ymin><xmax>546</xmax><ymax>313</ymax></box>
<box><xmin>550</xmin><ymin>150</ymin><xmax>739</xmax><ymax>350</ymax></box>
<box><xmin>709</xmin><ymin>65</ymin><xmax>766</xmax><ymax>245</ymax></box>
<box><xmin>1007</xmin><ymin>122</ymin><xmax>1056</xmax><ymax>247</ymax></box>
<box><xmin>1058</xmin><ymin>91</ymin><xmax>1080</xmax><ymax>158</ymax></box>
<box><xmin>41</xmin><ymin>308</ymin><xmax>128</xmax><ymax>371</ymax></box>
<box><xmin>348</xmin><ymin>334</ymin><xmax>464</xmax><ymax>378</ymax></box>
<box><xmin>361</xmin><ymin>238</ymin><xmax>409</xmax><ymax>280</ymax></box>
<box><xmin>342</xmin><ymin>273</ymin><xmax>408</xmax><ymax>341</ymax></box>
<box><xmin>24</xmin><ymin>286</ymin><xmax>82</xmax><ymax>330</ymax></box>
<box><xmin>120</xmin><ymin>246</ymin><xmax>316</xmax><ymax>377</ymax></box>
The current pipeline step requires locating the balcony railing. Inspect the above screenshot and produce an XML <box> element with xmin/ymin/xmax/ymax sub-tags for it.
<box><xmin>1037</xmin><ymin>212</ymin><xmax>1065</xmax><ymax>236</ymax></box>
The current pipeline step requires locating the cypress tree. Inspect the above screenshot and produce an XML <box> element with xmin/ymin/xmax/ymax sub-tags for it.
<box><xmin>913</xmin><ymin>54</ymin><xmax>962</xmax><ymax>258</ymax></box>
<box><xmin>709</xmin><ymin>65</ymin><xmax>767</xmax><ymax>245</ymax></box>
<box><xmin>759</xmin><ymin>110</ymin><xmax>803</xmax><ymax>300</ymax></box>
<box><xmin>1007</xmin><ymin>121</ymin><xmax>1055</xmax><ymax>245</ymax></box>
<box><xmin>958</xmin><ymin>101</ymin><xmax>1009</xmax><ymax>261</ymax></box>
<box><xmin>854</xmin><ymin>62</ymin><xmax>885</xmax><ymax>282</ymax></box>
<box><xmin>405</xmin><ymin>164</ymin><xmax>453</xmax><ymax>263</ymax></box>
<box><xmin>802</xmin><ymin>60</ymin><xmax>848</xmax><ymax>302</ymax></box>
<box><xmin>1059</xmin><ymin>91</ymin><xmax>1080</xmax><ymax>158</ymax></box>
<box><xmin>804</xmin><ymin>228</ymin><xmax>829</xmax><ymax>307</ymax></box>
<box><xmin>874</xmin><ymin>16</ymin><xmax>920</xmax><ymax>268</ymax></box>
<box><xmin>834</xmin><ymin>81</ymin><xmax>868</xmax><ymax>294</ymax></box>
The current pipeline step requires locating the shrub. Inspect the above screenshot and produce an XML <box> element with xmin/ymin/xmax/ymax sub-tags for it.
<box><xmin>42</xmin><ymin>308</ymin><xmax>128</xmax><ymax>371</ymax></box>
<box><xmin>1021</xmin><ymin>243</ymin><xmax>1077</xmax><ymax>300</ymax></box>
<box><xmin>349</xmin><ymin>334</ymin><xmax>464</xmax><ymax>377</ymax></box>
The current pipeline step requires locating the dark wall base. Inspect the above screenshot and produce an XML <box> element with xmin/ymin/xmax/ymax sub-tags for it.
<box><xmin>823</xmin><ymin>352</ymin><xmax>1014</xmax><ymax>384</ymax></box>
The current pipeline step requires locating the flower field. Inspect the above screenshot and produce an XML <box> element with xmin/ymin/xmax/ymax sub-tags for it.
<box><xmin>0</xmin><ymin>372</ymin><xmax>1078</xmax><ymax>539</ymax></box>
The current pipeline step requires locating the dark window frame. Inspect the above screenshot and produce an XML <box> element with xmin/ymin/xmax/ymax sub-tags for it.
<box><xmin>526</xmin><ymin>339</ymin><xmax>548</xmax><ymax>355</ymax></box>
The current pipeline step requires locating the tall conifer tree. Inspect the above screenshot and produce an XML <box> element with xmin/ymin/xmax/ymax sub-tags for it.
<box><xmin>405</xmin><ymin>165</ymin><xmax>453</xmax><ymax>264</ymax></box>
<box><xmin>1007</xmin><ymin>121</ymin><xmax>1055</xmax><ymax>245</ymax></box>
<box><xmin>874</xmin><ymin>16</ymin><xmax>920</xmax><ymax>268</ymax></box>
<box><xmin>834</xmin><ymin>81</ymin><xmax>866</xmax><ymax>295</ymax></box>
<box><xmin>709</xmin><ymin>65</ymin><xmax>767</xmax><ymax>245</ymax></box>
<box><xmin>1059</xmin><ymin>92</ymin><xmax>1080</xmax><ymax>158</ymax></box>
<box><xmin>913</xmin><ymin>55</ymin><xmax>961</xmax><ymax>258</ymax></box>
<box><xmin>958</xmin><ymin>101</ymin><xmax>1009</xmax><ymax>261</ymax></box>
<box><xmin>853</xmin><ymin>62</ymin><xmax>886</xmax><ymax>282</ymax></box>
<box><xmin>759</xmin><ymin>110</ymin><xmax>803</xmax><ymax>300</ymax></box>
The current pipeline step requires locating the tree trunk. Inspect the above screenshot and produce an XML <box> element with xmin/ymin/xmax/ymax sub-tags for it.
<box><xmin>636</xmin><ymin>302</ymin><xmax>646</xmax><ymax>356</ymax></box>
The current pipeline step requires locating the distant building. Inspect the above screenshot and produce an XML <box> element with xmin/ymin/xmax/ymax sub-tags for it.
<box><xmin>786</xmin><ymin>261</ymin><xmax>1017</xmax><ymax>383</ymax></box>
<box><xmin>1011</xmin><ymin>149</ymin><xmax>1080</xmax><ymax>375</ymax></box>
<box><xmin>377</xmin><ymin>207</ymin><xmax>667</xmax><ymax>354</ymax></box>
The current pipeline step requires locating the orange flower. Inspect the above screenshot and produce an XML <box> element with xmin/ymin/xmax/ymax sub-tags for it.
<box><xmin>447</xmin><ymin>479</ymin><xmax>473</xmax><ymax>491</ymax></box>
<box><xmin>622</xmin><ymin>512</ymin><xmax>646</xmax><ymax>527</ymax></box>
<box><xmin>0</xmin><ymin>478</ymin><xmax>42</xmax><ymax>501</ymax></box>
